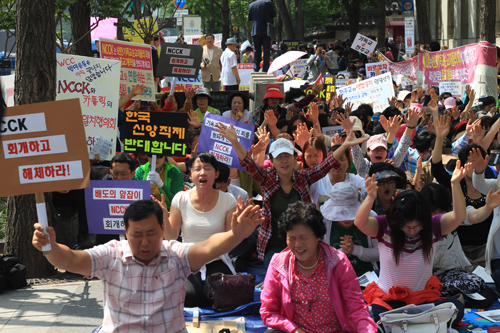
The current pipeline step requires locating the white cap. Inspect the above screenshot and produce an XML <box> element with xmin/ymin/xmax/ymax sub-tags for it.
<box><xmin>269</xmin><ymin>138</ymin><xmax>294</xmax><ymax>158</ymax></box>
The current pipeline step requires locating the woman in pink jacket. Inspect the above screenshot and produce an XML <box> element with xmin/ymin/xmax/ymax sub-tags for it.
<box><xmin>260</xmin><ymin>201</ymin><xmax>377</xmax><ymax>333</ymax></box>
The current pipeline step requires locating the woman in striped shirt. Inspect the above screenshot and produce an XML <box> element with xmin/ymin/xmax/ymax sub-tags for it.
<box><xmin>354</xmin><ymin>162</ymin><xmax>469</xmax><ymax>326</ymax></box>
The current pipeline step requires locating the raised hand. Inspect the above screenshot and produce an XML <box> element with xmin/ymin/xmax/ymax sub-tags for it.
<box><xmin>466</xmin><ymin>119</ymin><xmax>481</xmax><ymax>137</ymax></box>
<box><xmin>312</xmin><ymin>84</ymin><xmax>323</xmax><ymax>96</ymax></box>
<box><xmin>187</xmin><ymin>110</ymin><xmax>201</xmax><ymax>129</ymax></box>
<box><xmin>332</xmin><ymin>134</ymin><xmax>343</xmax><ymax>146</ymax></box>
<box><xmin>328</xmin><ymin>110</ymin><xmax>339</xmax><ymax>126</ymax></box>
<box><xmin>342</xmin><ymin>129</ymin><xmax>369</xmax><ymax>148</ymax></box>
<box><xmin>471</xmin><ymin>122</ymin><xmax>485</xmax><ymax>146</ymax></box>
<box><xmin>337</xmin><ymin>94</ymin><xmax>346</xmax><ymax>108</ymax></box>
<box><xmin>344</xmin><ymin>102</ymin><xmax>354</xmax><ymax>115</ymax></box>
<box><xmin>388</xmin><ymin>96</ymin><xmax>398</xmax><ymax>107</ymax></box>
<box><xmin>264</xmin><ymin>109</ymin><xmax>278</xmax><ymax>127</ymax></box>
<box><xmin>132</xmin><ymin>84</ymin><xmax>147</xmax><ymax>96</ymax></box>
<box><xmin>451</xmin><ymin>106</ymin><xmax>461</xmax><ymax>120</ymax></box>
<box><xmin>405</xmin><ymin>108</ymin><xmax>420</xmax><ymax>128</ymax></box>
<box><xmin>336</xmin><ymin>112</ymin><xmax>354</xmax><ymax>132</ymax></box>
<box><xmin>150</xmin><ymin>194</ymin><xmax>170</xmax><ymax>226</ymax></box>
<box><xmin>185</xmin><ymin>87</ymin><xmax>195</xmax><ymax>100</ymax></box>
<box><xmin>435</xmin><ymin>114</ymin><xmax>451</xmax><ymax>138</ymax></box>
<box><xmin>428</xmin><ymin>99</ymin><xmax>439</xmax><ymax>114</ymax></box>
<box><xmin>450</xmin><ymin>160</ymin><xmax>471</xmax><ymax>184</ymax></box>
<box><xmin>365</xmin><ymin>174</ymin><xmax>378</xmax><ymax>200</ymax></box>
<box><xmin>307</xmin><ymin>102</ymin><xmax>319</xmax><ymax>122</ymax></box>
<box><xmin>293</xmin><ymin>123</ymin><xmax>312</xmax><ymax>149</ymax></box>
<box><xmin>468</xmin><ymin>147</ymin><xmax>489</xmax><ymax>174</ymax></box>
<box><xmin>32</xmin><ymin>223</ymin><xmax>55</xmax><ymax>252</ymax></box>
<box><xmin>486</xmin><ymin>188</ymin><xmax>500</xmax><ymax>210</ymax></box>
<box><xmin>215</xmin><ymin>122</ymin><xmax>238</xmax><ymax>143</ymax></box>
<box><xmin>231</xmin><ymin>204</ymin><xmax>264</xmax><ymax>240</ymax></box>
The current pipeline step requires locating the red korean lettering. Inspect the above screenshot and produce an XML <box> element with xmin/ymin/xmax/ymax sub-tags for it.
<box><xmin>22</xmin><ymin>168</ymin><xmax>33</xmax><ymax>180</ymax></box>
<box><xmin>102</xmin><ymin>189</ymin><xmax>109</xmax><ymax>198</ymax></box>
<box><xmin>134</xmin><ymin>190</ymin><xmax>140</xmax><ymax>199</ymax></box>
<box><xmin>18</xmin><ymin>142</ymin><xmax>29</xmax><ymax>153</ymax></box>
<box><xmin>95</xmin><ymin>190</ymin><xmax>102</xmax><ymax>198</ymax></box>
<box><xmin>29</xmin><ymin>140</ymin><xmax>40</xmax><ymax>152</ymax></box>
<box><xmin>7</xmin><ymin>143</ymin><xmax>18</xmax><ymax>155</ymax></box>
<box><xmin>119</xmin><ymin>190</ymin><xmax>126</xmax><ymax>199</ymax></box>
<box><xmin>40</xmin><ymin>139</ymin><xmax>51</xmax><ymax>152</ymax></box>
<box><xmin>127</xmin><ymin>190</ymin><xmax>133</xmax><ymax>199</ymax></box>
<box><xmin>44</xmin><ymin>166</ymin><xmax>55</xmax><ymax>178</ymax></box>
<box><xmin>34</xmin><ymin>167</ymin><xmax>44</xmax><ymax>179</ymax></box>
<box><xmin>110</xmin><ymin>189</ymin><xmax>116</xmax><ymax>198</ymax></box>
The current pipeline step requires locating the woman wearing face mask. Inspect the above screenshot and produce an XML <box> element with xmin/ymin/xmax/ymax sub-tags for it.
<box><xmin>354</xmin><ymin>165</ymin><xmax>469</xmax><ymax>326</ymax></box>
<box><xmin>260</xmin><ymin>201</ymin><xmax>377</xmax><ymax>333</ymax></box>
<box><xmin>133</xmin><ymin>154</ymin><xmax>183</xmax><ymax>209</ymax></box>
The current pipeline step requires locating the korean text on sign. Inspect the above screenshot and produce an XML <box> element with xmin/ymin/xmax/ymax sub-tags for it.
<box><xmin>196</xmin><ymin>113</ymin><xmax>254</xmax><ymax>171</ymax></box>
<box><xmin>351</xmin><ymin>33</ymin><xmax>377</xmax><ymax>56</ymax></box>
<box><xmin>123</xmin><ymin>110</ymin><xmax>188</xmax><ymax>157</ymax></box>
<box><xmin>84</xmin><ymin>180</ymin><xmax>150</xmax><ymax>234</ymax></box>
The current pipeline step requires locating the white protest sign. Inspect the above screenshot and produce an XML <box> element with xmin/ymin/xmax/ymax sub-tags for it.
<box><xmin>352</xmin><ymin>33</ymin><xmax>377</xmax><ymax>56</ymax></box>
<box><xmin>439</xmin><ymin>81</ymin><xmax>463</xmax><ymax>98</ymax></box>
<box><xmin>238</xmin><ymin>63</ymin><xmax>254</xmax><ymax>90</ymax></box>
<box><xmin>290</xmin><ymin>59</ymin><xmax>308</xmax><ymax>78</ymax></box>
<box><xmin>322</xmin><ymin>126</ymin><xmax>343</xmax><ymax>137</ymax></box>
<box><xmin>365</xmin><ymin>62</ymin><xmax>389</xmax><ymax>78</ymax></box>
<box><xmin>336</xmin><ymin>72</ymin><xmax>395</xmax><ymax>113</ymax></box>
<box><xmin>56</xmin><ymin>54</ymin><xmax>121</xmax><ymax>159</ymax></box>
<box><xmin>1</xmin><ymin>73</ymin><xmax>15</xmax><ymax>107</ymax></box>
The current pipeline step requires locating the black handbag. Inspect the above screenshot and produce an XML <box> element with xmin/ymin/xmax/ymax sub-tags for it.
<box><xmin>207</xmin><ymin>273</ymin><xmax>255</xmax><ymax>312</ymax></box>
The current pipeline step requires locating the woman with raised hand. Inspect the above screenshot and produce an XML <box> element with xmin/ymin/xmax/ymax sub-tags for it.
<box><xmin>354</xmin><ymin>161</ymin><xmax>469</xmax><ymax>325</ymax></box>
<box><xmin>216</xmin><ymin>120</ymin><xmax>369</xmax><ymax>265</ymax></box>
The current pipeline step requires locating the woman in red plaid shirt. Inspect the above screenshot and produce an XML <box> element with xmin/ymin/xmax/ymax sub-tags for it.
<box><xmin>216</xmin><ymin>120</ymin><xmax>369</xmax><ymax>265</ymax></box>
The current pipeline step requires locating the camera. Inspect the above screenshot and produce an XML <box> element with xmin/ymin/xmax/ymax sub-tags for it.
<box><xmin>321</xmin><ymin>50</ymin><xmax>325</xmax><ymax>54</ymax></box>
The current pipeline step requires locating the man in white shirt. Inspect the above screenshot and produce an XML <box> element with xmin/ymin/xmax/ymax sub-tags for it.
<box><xmin>201</xmin><ymin>34</ymin><xmax>223</xmax><ymax>91</ymax></box>
<box><xmin>221</xmin><ymin>38</ymin><xmax>241</xmax><ymax>91</ymax></box>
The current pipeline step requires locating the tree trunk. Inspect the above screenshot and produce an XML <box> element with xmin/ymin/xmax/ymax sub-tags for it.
<box><xmin>480</xmin><ymin>0</ymin><xmax>496</xmax><ymax>43</ymax></box>
<box><xmin>209</xmin><ymin>0</ymin><xmax>215</xmax><ymax>33</ymax></box>
<box><xmin>275</xmin><ymin>0</ymin><xmax>295</xmax><ymax>39</ymax></box>
<box><xmin>415</xmin><ymin>0</ymin><xmax>431</xmax><ymax>44</ymax></box>
<box><xmin>295</xmin><ymin>0</ymin><xmax>304</xmax><ymax>41</ymax></box>
<box><xmin>9</xmin><ymin>0</ymin><xmax>57</xmax><ymax>278</ymax></box>
<box><xmin>68</xmin><ymin>0</ymin><xmax>92</xmax><ymax>57</ymax></box>
<box><xmin>276</xmin><ymin>11</ymin><xmax>283</xmax><ymax>42</ymax></box>
<box><xmin>377</xmin><ymin>0</ymin><xmax>386</xmax><ymax>50</ymax></box>
<box><xmin>116</xmin><ymin>26</ymin><xmax>125</xmax><ymax>40</ymax></box>
<box><xmin>342</xmin><ymin>0</ymin><xmax>361</xmax><ymax>42</ymax></box>
<box><xmin>220</xmin><ymin>0</ymin><xmax>230</xmax><ymax>48</ymax></box>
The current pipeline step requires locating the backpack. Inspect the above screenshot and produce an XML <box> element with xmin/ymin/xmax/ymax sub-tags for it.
<box><xmin>0</xmin><ymin>254</ymin><xmax>27</xmax><ymax>291</ymax></box>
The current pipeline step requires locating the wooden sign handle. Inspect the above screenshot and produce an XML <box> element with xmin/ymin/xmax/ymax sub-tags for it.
<box><xmin>35</xmin><ymin>192</ymin><xmax>51</xmax><ymax>255</ymax></box>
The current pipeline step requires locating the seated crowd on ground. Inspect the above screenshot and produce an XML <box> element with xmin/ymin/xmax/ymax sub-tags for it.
<box><xmin>31</xmin><ymin>40</ymin><xmax>500</xmax><ymax>333</ymax></box>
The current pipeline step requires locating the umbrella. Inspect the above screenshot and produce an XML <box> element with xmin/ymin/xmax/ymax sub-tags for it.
<box><xmin>267</xmin><ymin>50</ymin><xmax>307</xmax><ymax>75</ymax></box>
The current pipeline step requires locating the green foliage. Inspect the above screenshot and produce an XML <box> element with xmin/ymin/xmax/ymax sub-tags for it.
<box><xmin>0</xmin><ymin>0</ymin><xmax>16</xmax><ymax>32</ymax></box>
<box><xmin>0</xmin><ymin>197</ymin><xmax>7</xmax><ymax>240</ymax></box>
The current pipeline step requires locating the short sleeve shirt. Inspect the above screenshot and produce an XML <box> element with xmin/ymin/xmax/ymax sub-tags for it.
<box><xmin>85</xmin><ymin>240</ymin><xmax>192</xmax><ymax>333</ymax></box>
<box><xmin>221</xmin><ymin>48</ymin><xmax>238</xmax><ymax>86</ymax></box>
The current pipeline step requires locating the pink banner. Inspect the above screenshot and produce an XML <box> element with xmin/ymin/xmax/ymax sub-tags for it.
<box><xmin>418</xmin><ymin>42</ymin><xmax>496</xmax><ymax>86</ymax></box>
<box><xmin>91</xmin><ymin>18</ymin><xmax>117</xmax><ymax>41</ymax></box>
<box><xmin>376</xmin><ymin>51</ymin><xmax>418</xmax><ymax>82</ymax></box>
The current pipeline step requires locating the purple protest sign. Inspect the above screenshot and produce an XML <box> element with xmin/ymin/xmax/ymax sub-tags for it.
<box><xmin>197</xmin><ymin>113</ymin><xmax>254</xmax><ymax>171</ymax></box>
<box><xmin>84</xmin><ymin>180</ymin><xmax>151</xmax><ymax>234</ymax></box>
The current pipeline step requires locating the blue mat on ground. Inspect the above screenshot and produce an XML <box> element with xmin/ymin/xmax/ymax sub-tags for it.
<box><xmin>460</xmin><ymin>297</ymin><xmax>500</xmax><ymax>330</ymax></box>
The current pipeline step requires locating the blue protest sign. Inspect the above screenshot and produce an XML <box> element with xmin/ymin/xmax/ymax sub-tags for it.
<box><xmin>84</xmin><ymin>180</ymin><xmax>151</xmax><ymax>234</ymax></box>
<box><xmin>197</xmin><ymin>113</ymin><xmax>254</xmax><ymax>171</ymax></box>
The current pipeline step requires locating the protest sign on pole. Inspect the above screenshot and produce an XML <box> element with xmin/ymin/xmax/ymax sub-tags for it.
<box><xmin>352</xmin><ymin>33</ymin><xmax>377</xmax><ymax>56</ymax></box>
<box><xmin>197</xmin><ymin>113</ymin><xmax>254</xmax><ymax>171</ymax></box>
<box><xmin>156</xmin><ymin>42</ymin><xmax>203</xmax><ymax>79</ymax></box>
<box><xmin>99</xmin><ymin>38</ymin><xmax>155</xmax><ymax>101</ymax></box>
<box><xmin>0</xmin><ymin>99</ymin><xmax>90</xmax><ymax>196</ymax></box>
<box><xmin>84</xmin><ymin>180</ymin><xmax>151</xmax><ymax>234</ymax></box>
<box><xmin>404</xmin><ymin>17</ymin><xmax>415</xmax><ymax>55</ymax></box>
<box><xmin>336</xmin><ymin>72</ymin><xmax>395</xmax><ymax>112</ymax></box>
<box><xmin>56</xmin><ymin>54</ymin><xmax>121</xmax><ymax>159</ymax></box>
<box><xmin>238</xmin><ymin>63</ymin><xmax>254</xmax><ymax>90</ymax></box>
<box><xmin>290</xmin><ymin>59</ymin><xmax>308</xmax><ymax>78</ymax></box>
<box><xmin>375</xmin><ymin>50</ymin><xmax>419</xmax><ymax>82</ymax></box>
<box><xmin>365</xmin><ymin>62</ymin><xmax>389</xmax><ymax>78</ymax></box>
<box><xmin>439</xmin><ymin>81</ymin><xmax>463</xmax><ymax>98</ymax></box>
<box><xmin>123</xmin><ymin>111</ymin><xmax>188</xmax><ymax>156</ymax></box>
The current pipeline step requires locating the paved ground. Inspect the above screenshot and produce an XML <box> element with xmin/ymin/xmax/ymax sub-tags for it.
<box><xmin>0</xmin><ymin>280</ymin><xmax>103</xmax><ymax>332</ymax></box>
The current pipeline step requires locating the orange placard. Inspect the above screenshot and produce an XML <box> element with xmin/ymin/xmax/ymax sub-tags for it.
<box><xmin>0</xmin><ymin>99</ymin><xmax>91</xmax><ymax>196</ymax></box>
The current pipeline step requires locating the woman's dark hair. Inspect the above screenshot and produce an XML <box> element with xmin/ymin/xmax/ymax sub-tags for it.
<box><xmin>381</xmin><ymin>106</ymin><xmax>401</xmax><ymax>119</ymax></box>
<box><xmin>186</xmin><ymin>151</ymin><xmax>218</xmax><ymax>174</ymax></box>
<box><xmin>430</xmin><ymin>41</ymin><xmax>441</xmax><ymax>52</ymax></box>
<box><xmin>160</xmin><ymin>92</ymin><xmax>182</xmax><ymax>110</ymax></box>
<box><xmin>278</xmin><ymin>201</ymin><xmax>326</xmax><ymax>240</ymax></box>
<box><xmin>285</xmin><ymin>88</ymin><xmax>306</xmax><ymax>104</ymax></box>
<box><xmin>187</xmin><ymin>130</ymin><xmax>200</xmax><ymax>154</ymax></box>
<box><xmin>412</xmin><ymin>130</ymin><xmax>436</xmax><ymax>153</ymax></box>
<box><xmin>458</xmin><ymin>143</ymin><xmax>486</xmax><ymax>168</ymax></box>
<box><xmin>287</xmin><ymin>114</ymin><xmax>312</xmax><ymax>139</ymax></box>
<box><xmin>420</xmin><ymin>183</ymin><xmax>452</xmax><ymax>214</ymax></box>
<box><xmin>386</xmin><ymin>190</ymin><xmax>433</xmax><ymax>265</ymax></box>
<box><xmin>124</xmin><ymin>200</ymin><xmax>163</xmax><ymax>228</ymax></box>
<box><xmin>368</xmin><ymin>162</ymin><xmax>406</xmax><ymax>189</ymax></box>
<box><xmin>302</xmin><ymin>137</ymin><xmax>327</xmax><ymax>169</ymax></box>
<box><xmin>329</xmin><ymin>144</ymin><xmax>351</xmax><ymax>171</ymax></box>
<box><xmin>357</xmin><ymin>103</ymin><xmax>374</xmax><ymax>117</ymax></box>
<box><xmin>227</xmin><ymin>91</ymin><xmax>249</xmax><ymax>110</ymax></box>
<box><xmin>351</xmin><ymin>109</ymin><xmax>371</xmax><ymax>129</ymax></box>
